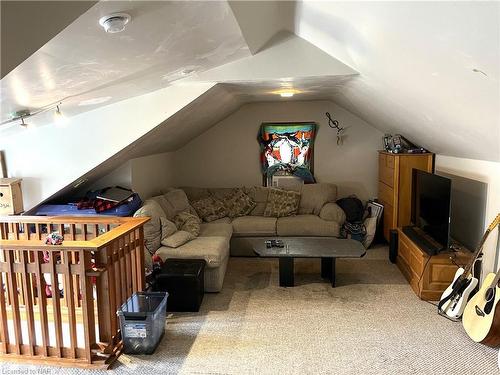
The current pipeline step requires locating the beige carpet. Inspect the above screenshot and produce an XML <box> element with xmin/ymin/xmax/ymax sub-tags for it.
<box><xmin>1</xmin><ymin>245</ymin><xmax>497</xmax><ymax>374</ymax></box>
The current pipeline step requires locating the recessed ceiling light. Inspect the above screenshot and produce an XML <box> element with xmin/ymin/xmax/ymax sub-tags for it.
<box><xmin>272</xmin><ymin>88</ymin><xmax>301</xmax><ymax>98</ymax></box>
<box><xmin>99</xmin><ymin>13</ymin><xmax>131</xmax><ymax>33</ymax></box>
<box><xmin>78</xmin><ymin>96</ymin><xmax>112</xmax><ymax>106</ymax></box>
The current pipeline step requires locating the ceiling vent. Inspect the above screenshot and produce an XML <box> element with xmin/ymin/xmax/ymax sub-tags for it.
<box><xmin>99</xmin><ymin>13</ymin><xmax>131</xmax><ymax>33</ymax></box>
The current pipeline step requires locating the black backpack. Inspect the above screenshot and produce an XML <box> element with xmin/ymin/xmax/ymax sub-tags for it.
<box><xmin>336</xmin><ymin>195</ymin><xmax>364</xmax><ymax>223</ymax></box>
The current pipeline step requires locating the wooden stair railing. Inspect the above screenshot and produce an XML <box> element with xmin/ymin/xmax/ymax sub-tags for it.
<box><xmin>0</xmin><ymin>216</ymin><xmax>149</xmax><ymax>369</ymax></box>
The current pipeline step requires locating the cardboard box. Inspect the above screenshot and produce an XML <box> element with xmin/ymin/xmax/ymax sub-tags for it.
<box><xmin>0</xmin><ymin>178</ymin><xmax>23</xmax><ymax>215</ymax></box>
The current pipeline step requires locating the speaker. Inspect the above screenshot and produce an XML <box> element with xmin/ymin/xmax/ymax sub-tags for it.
<box><xmin>389</xmin><ymin>229</ymin><xmax>398</xmax><ymax>263</ymax></box>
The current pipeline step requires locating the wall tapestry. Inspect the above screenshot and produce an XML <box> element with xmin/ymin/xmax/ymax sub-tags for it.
<box><xmin>258</xmin><ymin>122</ymin><xmax>316</xmax><ymax>183</ymax></box>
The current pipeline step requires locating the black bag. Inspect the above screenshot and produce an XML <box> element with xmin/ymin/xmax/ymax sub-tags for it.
<box><xmin>336</xmin><ymin>195</ymin><xmax>364</xmax><ymax>223</ymax></box>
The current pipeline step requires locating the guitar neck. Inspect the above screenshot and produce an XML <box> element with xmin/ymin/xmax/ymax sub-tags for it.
<box><xmin>462</xmin><ymin>214</ymin><xmax>500</xmax><ymax>277</ymax></box>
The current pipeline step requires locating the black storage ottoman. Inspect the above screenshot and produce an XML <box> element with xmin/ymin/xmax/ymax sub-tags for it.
<box><xmin>154</xmin><ymin>259</ymin><xmax>205</xmax><ymax>312</ymax></box>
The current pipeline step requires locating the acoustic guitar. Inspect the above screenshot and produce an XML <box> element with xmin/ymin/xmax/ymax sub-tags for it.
<box><xmin>462</xmin><ymin>270</ymin><xmax>500</xmax><ymax>347</ymax></box>
<box><xmin>438</xmin><ymin>214</ymin><xmax>500</xmax><ymax>320</ymax></box>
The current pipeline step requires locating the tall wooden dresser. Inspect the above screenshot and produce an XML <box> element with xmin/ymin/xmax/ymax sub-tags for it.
<box><xmin>378</xmin><ymin>151</ymin><xmax>434</xmax><ymax>241</ymax></box>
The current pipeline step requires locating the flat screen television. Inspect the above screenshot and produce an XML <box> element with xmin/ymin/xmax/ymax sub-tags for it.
<box><xmin>411</xmin><ymin>170</ymin><xmax>452</xmax><ymax>250</ymax></box>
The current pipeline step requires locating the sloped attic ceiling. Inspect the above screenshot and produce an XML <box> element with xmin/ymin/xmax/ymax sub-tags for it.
<box><xmin>295</xmin><ymin>1</ymin><xmax>500</xmax><ymax>161</ymax></box>
<box><xmin>0</xmin><ymin>1</ymin><xmax>499</xmax><ymax>209</ymax></box>
<box><xmin>0</xmin><ymin>0</ymin><xmax>250</xmax><ymax>129</ymax></box>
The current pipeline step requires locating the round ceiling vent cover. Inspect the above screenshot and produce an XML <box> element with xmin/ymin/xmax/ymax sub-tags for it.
<box><xmin>99</xmin><ymin>13</ymin><xmax>131</xmax><ymax>33</ymax></box>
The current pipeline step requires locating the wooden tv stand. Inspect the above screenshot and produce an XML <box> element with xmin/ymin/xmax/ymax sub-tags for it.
<box><xmin>396</xmin><ymin>228</ymin><xmax>473</xmax><ymax>301</ymax></box>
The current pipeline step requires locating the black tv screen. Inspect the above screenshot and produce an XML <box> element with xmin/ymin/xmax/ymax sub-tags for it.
<box><xmin>412</xmin><ymin>170</ymin><xmax>452</xmax><ymax>249</ymax></box>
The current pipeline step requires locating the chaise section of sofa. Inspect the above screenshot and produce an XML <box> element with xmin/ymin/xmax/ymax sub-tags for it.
<box><xmin>133</xmin><ymin>189</ymin><xmax>232</xmax><ymax>292</ymax></box>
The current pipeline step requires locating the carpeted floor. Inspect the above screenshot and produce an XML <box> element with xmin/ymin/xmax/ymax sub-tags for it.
<box><xmin>1</xmin><ymin>245</ymin><xmax>498</xmax><ymax>374</ymax></box>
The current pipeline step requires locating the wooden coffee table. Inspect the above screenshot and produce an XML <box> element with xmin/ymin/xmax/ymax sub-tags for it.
<box><xmin>251</xmin><ymin>237</ymin><xmax>366</xmax><ymax>287</ymax></box>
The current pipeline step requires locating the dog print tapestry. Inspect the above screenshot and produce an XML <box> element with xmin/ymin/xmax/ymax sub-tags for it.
<box><xmin>258</xmin><ymin>122</ymin><xmax>316</xmax><ymax>182</ymax></box>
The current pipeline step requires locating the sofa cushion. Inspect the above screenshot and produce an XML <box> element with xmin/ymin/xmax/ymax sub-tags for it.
<box><xmin>161</xmin><ymin>230</ymin><xmax>195</xmax><ymax>248</ymax></box>
<box><xmin>244</xmin><ymin>186</ymin><xmax>270</xmax><ymax>216</ymax></box>
<box><xmin>181</xmin><ymin>186</ymin><xmax>210</xmax><ymax>202</ymax></box>
<box><xmin>152</xmin><ymin>189</ymin><xmax>197</xmax><ymax>220</ymax></box>
<box><xmin>133</xmin><ymin>199</ymin><xmax>166</xmax><ymax>255</ymax></box>
<box><xmin>192</xmin><ymin>196</ymin><xmax>228</xmax><ymax>222</ymax></box>
<box><xmin>155</xmin><ymin>236</ymin><xmax>229</xmax><ymax>268</ymax></box>
<box><xmin>276</xmin><ymin>215</ymin><xmax>341</xmax><ymax>237</ymax></box>
<box><xmin>224</xmin><ymin>188</ymin><xmax>256</xmax><ymax>218</ymax></box>
<box><xmin>199</xmin><ymin>223</ymin><xmax>233</xmax><ymax>238</ymax></box>
<box><xmin>319</xmin><ymin>202</ymin><xmax>346</xmax><ymax>224</ymax></box>
<box><xmin>208</xmin><ymin>188</ymin><xmax>234</xmax><ymax>201</ymax></box>
<box><xmin>296</xmin><ymin>183</ymin><xmax>337</xmax><ymax>215</ymax></box>
<box><xmin>263</xmin><ymin>188</ymin><xmax>301</xmax><ymax>217</ymax></box>
<box><xmin>231</xmin><ymin>216</ymin><xmax>277</xmax><ymax>236</ymax></box>
<box><xmin>209</xmin><ymin>217</ymin><xmax>232</xmax><ymax>224</ymax></box>
<box><xmin>174</xmin><ymin>211</ymin><xmax>201</xmax><ymax>236</ymax></box>
<box><xmin>160</xmin><ymin>217</ymin><xmax>177</xmax><ymax>241</ymax></box>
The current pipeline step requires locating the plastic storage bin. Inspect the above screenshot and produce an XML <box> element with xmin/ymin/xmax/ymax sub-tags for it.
<box><xmin>117</xmin><ymin>292</ymin><xmax>168</xmax><ymax>354</ymax></box>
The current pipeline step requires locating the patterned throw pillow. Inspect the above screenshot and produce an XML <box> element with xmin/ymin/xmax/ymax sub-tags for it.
<box><xmin>263</xmin><ymin>188</ymin><xmax>301</xmax><ymax>218</ymax></box>
<box><xmin>224</xmin><ymin>188</ymin><xmax>257</xmax><ymax>218</ymax></box>
<box><xmin>174</xmin><ymin>211</ymin><xmax>201</xmax><ymax>237</ymax></box>
<box><xmin>191</xmin><ymin>196</ymin><xmax>228</xmax><ymax>222</ymax></box>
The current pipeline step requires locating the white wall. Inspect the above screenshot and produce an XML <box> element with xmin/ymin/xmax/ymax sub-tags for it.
<box><xmin>173</xmin><ymin>100</ymin><xmax>383</xmax><ymax>200</ymax></box>
<box><xmin>130</xmin><ymin>152</ymin><xmax>176</xmax><ymax>200</ymax></box>
<box><xmin>0</xmin><ymin>82</ymin><xmax>214</xmax><ymax>210</ymax></box>
<box><xmin>435</xmin><ymin>155</ymin><xmax>500</xmax><ymax>276</ymax></box>
<box><xmin>87</xmin><ymin>160</ymin><xmax>132</xmax><ymax>191</ymax></box>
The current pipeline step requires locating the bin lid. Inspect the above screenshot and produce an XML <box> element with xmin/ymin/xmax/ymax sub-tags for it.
<box><xmin>117</xmin><ymin>292</ymin><xmax>168</xmax><ymax>318</ymax></box>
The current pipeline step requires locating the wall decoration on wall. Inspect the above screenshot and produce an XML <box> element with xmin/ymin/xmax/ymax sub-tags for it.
<box><xmin>326</xmin><ymin>112</ymin><xmax>346</xmax><ymax>145</ymax></box>
<box><xmin>258</xmin><ymin>122</ymin><xmax>316</xmax><ymax>184</ymax></box>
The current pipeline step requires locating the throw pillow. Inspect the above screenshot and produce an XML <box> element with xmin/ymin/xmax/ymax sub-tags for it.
<box><xmin>224</xmin><ymin>188</ymin><xmax>257</xmax><ymax>218</ymax></box>
<box><xmin>191</xmin><ymin>196</ymin><xmax>228</xmax><ymax>222</ymax></box>
<box><xmin>244</xmin><ymin>186</ymin><xmax>270</xmax><ymax>216</ymax></box>
<box><xmin>263</xmin><ymin>188</ymin><xmax>301</xmax><ymax>218</ymax></box>
<box><xmin>363</xmin><ymin>216</ymin><xmax>377</xmax><ymax>249</ymax></box>
<box><xmin>174</xmin><ymin>211</ymin><xmax>201</xmax><ymax>237</ymax></box>
<box><xmin>161</xmin><ymin>230</ymin><xmax>195</xmax><ymax>248</ymax></box>
<box><xmin>159</xmin><ymin>217</ymin><xmax>177</xmax><ymax>242</ymax></box>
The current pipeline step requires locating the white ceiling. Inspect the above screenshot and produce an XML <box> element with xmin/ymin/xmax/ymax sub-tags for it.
<box><xmin>0</xmin><ymin>1</ymin><xmax>97</xmax><ymax>78</ymax></box>
<box><xmin>1</xmin><ymin>0</ymin><xmax>499</xmax><ymax>169</ymax></box>
<box><xmin>0</xmin><ymin>1</ymin><xmax>249</xmax><ymax>124</ymax></box>
<box><xmin>295</xmin><ymin>1</ymin><xmax>500</xmax><ymax>161</ymax></box>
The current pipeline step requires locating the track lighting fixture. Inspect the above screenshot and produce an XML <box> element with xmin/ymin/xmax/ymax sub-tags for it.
<box><xmin>19</xmin><ymin>116</ymin><xmax>29</xmax><ymax>128</ymax></box>
<box><xmin>54</xmin><ymin>103</ymin><xmax>67</xmax><ymax>126</ymax></box>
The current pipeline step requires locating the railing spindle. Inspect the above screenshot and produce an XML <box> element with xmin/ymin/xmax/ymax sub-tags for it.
<box><xmin>34</xmin><ymin>251</ymin><xmax>49</xmax><ymax>357</ymax></box>
<box><xmin>80</xmin><ymin>250</ymin><xmax>96</xmax><ymax>362</ymax></box>
<box><xmin>0</xmin><ymin>271</ymin><xmax>10</xmax><ymax>354</ymax></box>
<box><xmin>49</xmin><ymin>251</ymin><xmax>63</xmax><ymax>357</ymax></box>
<box><xmin>5</xmin><ymin>250</ymin><xmax>21</xmax><ymax>354</ymax></box>
<box><xmin>62</xmin><ymin>251</ymin><xmax>77</xmax><ymax>358</ymax></box>
<box><xmin>20</xmin><ymin>250</ymin><xmax>35</xmax><ymax>356</ymax></box>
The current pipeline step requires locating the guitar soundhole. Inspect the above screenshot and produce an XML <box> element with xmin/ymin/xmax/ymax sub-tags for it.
<box><xmin>485</xmin><ymin>288</ymin><xmax>494</xmax><ymax>302</ymax></box>
<box><xmin>484</xmin><ymin>288</ymin><xmax>495</xmax><ymax>315</ymax></box>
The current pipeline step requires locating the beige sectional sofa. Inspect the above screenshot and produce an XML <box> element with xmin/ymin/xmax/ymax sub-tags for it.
<box><xmin>134</xmin><ymin>183</ymin><xmax>345</xmax><ymax>292</ymax></box>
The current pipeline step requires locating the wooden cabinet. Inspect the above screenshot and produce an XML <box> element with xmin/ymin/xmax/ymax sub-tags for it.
<box><xmin>0</xmin><ymin>178</ymin><xmax>23</xmax><ymax>215</ymax></box>
<box><xmin>377</xmin><ymin>151</ymin><xmax>434</xmax><ymax>241</ymax></box>
<box><xmin>397</xmin><ymin>229</ymin><xmax>472</xmax><ymax>300</ymax></box>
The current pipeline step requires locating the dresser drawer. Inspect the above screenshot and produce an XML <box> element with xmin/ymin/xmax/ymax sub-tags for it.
<box><xmin>379</xmin><ymin>157</ymin><xmax>395</xmax><ymax>187</ymax></box>
<box><xmin>378</xmin><ymin>182</ymin><xmax>395</xmax><ymax>207</ymax></box>
<box><xmin>386</xmin><ymin>154</ymin><xmax>395</xmax><ymax>169</ymax></box>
